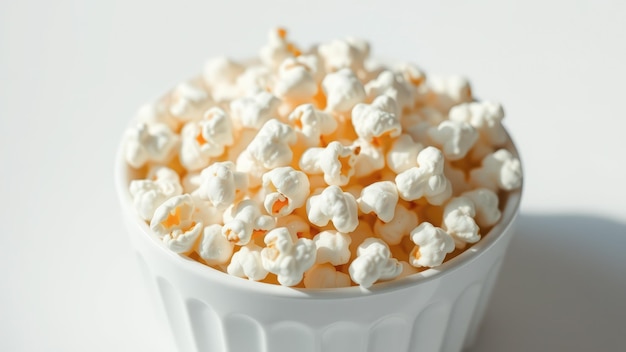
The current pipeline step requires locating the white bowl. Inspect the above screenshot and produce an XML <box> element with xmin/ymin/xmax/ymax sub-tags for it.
<box><xmin>115</xmin><ymin>137</ymin><xmax>522</xmax><ymax>352</ymax></box>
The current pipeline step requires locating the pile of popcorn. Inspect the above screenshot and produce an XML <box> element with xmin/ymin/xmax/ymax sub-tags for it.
<box><xmin>123</xmin><ymin>28</ymin><xmax>522</xmax><ymax>289</ymax></box>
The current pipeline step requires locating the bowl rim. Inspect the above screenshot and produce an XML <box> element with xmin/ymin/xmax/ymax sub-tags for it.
<box><xmin>115</xmin><ymin>121</ymin><xmax>523</xmax><ymax>299</ymax></box>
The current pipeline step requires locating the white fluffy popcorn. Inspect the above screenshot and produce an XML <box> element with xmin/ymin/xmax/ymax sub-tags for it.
<box><xmin>428</xmin><ymin>120</ymin><xmax>478</xmax><ymax>161</ymax></box>
<box><xmin>129</xmin><ymin>167</ymin><xmax>183</xmax><ymax>221</ymax></box>
<box><xmin>352</xmin><ymin>95</ymin><xmax>402</xmax><ymax>142</ymax></box>
<box><xmin>409</xmin><ymin>222</ymin><xmax>455</xmax><ymax>267</ymax></box>
<box><xmin>150</xmin><ymin>194</ymin><xmax>203</xmax><ymax>253</ymax></box>
<box><xmin>306</xmin><ymin>185</ymin><xmax>359</xmax><ymax>233</ymax></box>
<box><xmin>299</xmin><ymin>141</ymin><xmax>359</xmax><ymax>186</ymax></box>
<box><xmin>227</xmin><ymin>243</ymin><xmax>268</xmax><ymax>281</ymax></box>
<box><xmin>273</xmin><ymin>56</ymin><xmax>320</xmax><ymax>102</ymax></box>
<box><xmin>259</xmin><ymin>27</ymin><xmax>299</xmax><ymax>70</ymax></box>
<box><xmin>470</xmin><ymin>149</ymin><xmax>522</xmax><ymax>191</ymax></box>
<box><xmin>321</xmin><ymin>68</ymin><xmax>366</xmax><ymax>113</ymax></box>
<box><xmin>288</xmin><ymin>104</ymin><xmax>337</xmax><ymax>147</ymax></box>
<box><xmin>442</xmin><ymin>196</ymin><xmax>480</xmax><ymax>246</ymax></box>
<box><xmin>357</xmin><ymin>181</ymin><xmax>399</xmax><ymax>223</ymax></box>
<box><xmin>313</xmin><ymin>230</ymin><xmax>352</xmax><ymax>266</ymax></box>
<box><xmin>365</xmin><ymin>70</ymin><xmax>413</xmax><ymax>112</ymax></box>
<box><xmin>262</xmin><ymin>167</ymin><xmax>310</xmax><ymax>217</ymax></box>
<box><xmin>180</xmin><ymin>107</ymin><xmax>234</xmax><ymax>171</ymax></box>
<box><xmin>349</xmin><ymin>238</ymin><xmax>402</xmax><ymax>288</ymax></box>
<box><xmin>198</xmin><ymin>224</ymin><xmax>234</xmax><ymax>265</ymax></box>
<box><xmin>351</xmin><ymin>138</ymin><xmax>385</xmax><ymax>178</ymax></box>
<box><xmin>395</xmin><ymin>146</ymin><xmax>452</xmax><ymax>205</ymax></box>
<box><xmin>124</xmin><ymin>123</ymin><xmax>178</xmax><ymax>169</ymax></box>
<box><xmin>261</xmin><ymin>227</ymin><xmax>317</xmax><ymax>286</ymax></box>
<box><xmin>463</xmin><ymin>188</ymin><xmax>502</xmax><ymax>228</ymax></box>
<box><xmin>168</xmin><ymin>82</ymin><xmax>213</xmax><ymax>122</ymax></box>
<box><xmin>222</xmin><ymin>199</ymin><xmax>275</xmax><ymax>245</ymax></box>
<box><xmin>195</xmin><ymin>161</ymin><xmax>247</xmax><ymax>210</ymax></box>
<box><xmin>124</xmin><ymin>29</ymin><xmax>522</xmax><ymax>288</ymax></box>
<box><xmin>303</xmin><ymin>264</ymin><xmax>352</xmax><ymax>289</ymax></box>
<box><xmin>373</xmin><ymin>204</ymin><xmax>419</xmax><ymax>245</ymax></box>
<box><xmin>449</xmin><ymin>101</ymin><xmax>507</xmax><ymax>146</ymax></box>
<box><xmin>230</xmin><ymin>91</ymin><xmax>280</xmax><ymax>130</ymax></box>
<box><xmin>317</xmin><ymin>37</ymin><xmax>369</xmax><ymax>73</ymax></box>
<box><xmin>245</xmin><ymin>119</ymin><xmax>297</xmax><ymax>169</ymax></box>
<box><xmin>386</xmin><ymin>134</ymin><xmax>424</xmax><ymax>174</ymax></box>
<box><xmin>428</xmin><ymin>76</ymin><xmax>473</xmax><ymax>113</ymax></box>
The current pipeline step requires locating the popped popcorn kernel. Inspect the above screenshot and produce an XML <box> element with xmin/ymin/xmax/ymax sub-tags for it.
<box><xmin>198</xmin><ymin>224</ymin><xmax>234</xmax><ymax>265</ymax></box>
<box><xmin>227</xmin><ymin>243</ymin><xmax>268</xmax><ymax>281</ymax></box>
<box><xmin>195</xmin><ymin>161</ymin><xmax>247</xmax><ymax>210</ymax></box>
<box><xmin>395</xmin><ymin>146</ymin><xmax>452</xmax><ymax>205</ymax></box>
<box><xmin>428</xmin><ymin>120</ymin><xmax>478</xmax><ymax>161</ymax></box>
<box><xmin>230</xmin><ymin>91</ymin><xmax>281</xmax><ymax>130</ymax></box>
<box><xmin>303</xmin><ymin>264</ymin><xmax>352</xmax><ymax>289</ymax></box>
<box><xmin>222</xmin><ymin>199</ymin><xmax>276</xmax><ymax>245</ymax></box>
<box><xmin>409</xmin><ymin>222</ymin><xmax>455</xmax><ymax>268</ymax></box>
<box><xmin>373</xmin><ymin>203</ymin><xmax>419</xmax><ymax>246</ymax></box>
<box><xmin>288</xmin><ymin>104</ymin><xmax>338</xmax><ymax>147</ymax></box>
<box><xmin>313</xmin><ymin>230</ymin><xmax>352</xmax><ymax>266</ymax></box>
<box><xmin>261</xmin><ymin>227</ymin><xmax>317</xmax><ymax>286</ymax></box>
<box><xmin>321</xmin><ymin>68</ymin><xmax>366</xmax><ymax>114</ymax></box>
<box><xmin>262</xmin><ymin>167</ymin><xmax>310</xmax><ymax>217</ymax></box>
<box><xmin>180</xmin><ymin>107</ymin><xmax>234</xmax><ymax>171</ymax></box>
<box><xmin>442</xmin><ymin>196</ymin><xmax>480</xmax><ymax>248</ymax></box>
<box><xmin>150</xmin><ymin>194</ymin><xmax>203</xmax><ymax>254</ymax></box>
<box><xmin>306</xmin><ymin>185</ymin><xmax>359</xmax><ymax>233</ymax></box>
<box><xmin>357</xmin><ymin>181</ymin><xmax>399</xmax><ymax>223</ymax></box>
<box><xmin>124</xmin><ymin>122</ymin><xmax>178</xmax><ymax>169</ymax></box>
<box><xmin>449</xmin><ymin>101</ymin><xmax>507</xmax><ymax>146</ymax></box>
<box><xmin>299</xmin><ymin>141</ymin><xmax>359</xmax><ymax>186</ymax></box>
<box><xmin>351</xmin><ymin>95</ymin><xmax>402</xmax><ymax>142</ymax></box>
<box><xmin>470</xmin><ymin>149</ymin><xmax>522</xmax><ymax>191</ymax></box>
<box><xmin>462</xmin><ymin>188</ymin><xmax>502</xmax><ymax>228</ymax></box>
<box><xmin>349</xmin><ymin>238</ymin><xmax>402</xmax><ymax>288</ymax></box>
<box><xmin>129</xmin><ymin>166</ymin><xmax>183</xmax><ymax>221</ymax></box>
<box><xmin>169</xmin><ymin>82</ymin><xmax>213</xmax><ymax>122</ymax></box>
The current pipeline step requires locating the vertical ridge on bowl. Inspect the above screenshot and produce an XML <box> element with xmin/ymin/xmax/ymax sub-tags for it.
<box><xmin>186</xmin><ymin>299</ymin><xmax>225</xmax><ymax>352</ymax></box>
<box><xmin>410</xmin><ymin>302</ymin><xmax>451</xmax><ymax>351</ymax></box>
<box><xmin>367</xmin><ymin>316</ymin><xmax>410</xmax><ymax>352</ymax></box>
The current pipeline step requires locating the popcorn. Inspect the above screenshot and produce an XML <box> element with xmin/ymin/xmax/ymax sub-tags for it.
<box><xmin>237</xmin><ymin>119</ymin><xmax>296</xmax><ymax>187</ymax></box>
<box><xmin>227</xmin><ymin>243</ymin><xmax>268</xmax><ymax>281</ymax></box>
<box><xmin>169</xmin><ymin>82</ymin><xmax>213</xmax><ymax>122</ymax></box>
<box><xmin>351</xmin><ymin>138</ymin><xmax>385</xmax><ymax>178</ymax></box>
<box><xmin>261</xmin><ymin>227</ymin><xmax>317</xmax><ymax>286</ymax></box>
<box><xmin>442</xmin><ymin>197</ymin><xmax>480</xmax><ymax>247</ymax></box>
<box><xmin>288</xmin><ymin>104</ymin><xmax>337</xmax><ymax>147</ymax></box>
<box><xmin>262</xmin><ymin>167</ymin><xmax>310</xmax><ymax>217</ymax></box>
<box><xmin>236</xmin><ymin>65</ymin><xmax>274</xmax><ymax>95</ymax></box>
<box><xmin>428</xmin><ymin>76</ymin><xmax>472</xmax><ymax>113</ymax></box>
<box><xmin>348</xmin><ymin>238</ymin><xmax>402</xmax><ymax>288</ymax></box>
<box><xmin>470</xmin><ymin>149</ymin><xmax>523</xmax><ymax>191</ymax></box>
<box><xmin>276</xmin><ymin>214</ymin><xmax>311</xmax><ymax>239</ymax></box>
<box><xmin>428</xmin><ymin>120</ymin><xmax>478</xmax><ymax>161</ymax></box>
<box><xmin>150</xmin><ymin>194</ymin><xmax>203</xmax><ymax>253</ymax></box>
<box><xmin>386</xmin><ymin>134</ymin><xmax>423</xmax><ymax>174</ymax></box>
<box><xmin>229</xmin><ymin>91</ymin><xmax>281</xmax><ymax>130</ymax></box>
<box><xmin>180</xmin><ymin>107</ymin><xmax>234</xmax><ymax>171</ymax></box>
<box><xmin>198</xmin><ymin>224</ymin><xmax>234</xmax><ymax>265</ymax></box>
<box><xmin>306</xmin><ymin>185</ymin><xmax>359</xmax><ymax>233</ymax></box>
<box><xmin>321</xmin><ymin>68</ymin><xmax>366</xmax><ymax>113</ymax></box>
<box><xmin>409</xmin><ymin>222</ymin><xmax>455</xmax><ymax>267</ymax></box>
<box><xmin>273</xmin><ymin>56</ymin><xmax>320</xmax><ymax>103</ymax></box>
<box><xmin>395</xmin><ymin>147</ymin><xmax>452</xmax><ymax>205</ymax></box>
<box><xmin>129</xmin><ymin>167</ymin><xmax>183</xmax><ymax>221</ymax></box>
<box><xmin>203</xmin><ymin>57</ymin><xmax>243</xmax><ymax>93</ymax></box>
<box><xmin>373</xmin><ymin>203</ymin><xmax>419</xmax><ymax>246</ymax></box>
<box><xmin>260</xmin><ymin>27</ymin><xmax>300</xmax><ymax>70</ymax></box>
<box><xmin>222</xmin><ymin>199</ymin><xmax>275</xmax><ymax>245</ymax></box>
<box><xmin>124</xmin><ymin>123</ymin><xmax>178</xmax><ymax>169</ymax></box>
<box><xmin>351</xmin><ymin>95</ymin><xmax>402</xmax><ymax>142</ymax></box>
<box><xmin>317</xmin><ymin>37</ymin><xmax>369</xmax><ymax>73</ymax></box>
<box><xmin>195</xmin><ymin>161</ymin><xmax>247</xmax><ymax>210</ymax></box>
<box><xmin>123</xmin><ymin>29</ymin><xmax>522</xmax><ymax>288</ymax></box>
<box><xmin>462</xmin><ymin>188</ymin><xmax>502</xmax><ymax>228</ymax></box>
<box><xmin>303</xmin><ymin>264</ymin><xmax>351</xmax><ymax>289</ymax></box>
<box><xmin>449</xmin><ymin>101</ymin><xmax>507</xmax><ymax>146</ymax></box>
<box><xmin>357</xmin><ymin>181</ymin><xmax>399</xmax><ymax>223</ymax></box>
<box><xmin>299</xmin><ymin>141</ymin><xmax>360</xmax><ymax>186</ymax></box>
<box><xmin>364</xmin><ymin>70</ymin><xmax>413</xmax><ymax>112</ymax></box>
<box><xmin>313</xmin><ymin>230</ymin><xmax>352</xmax><ymax>266</ymax></box>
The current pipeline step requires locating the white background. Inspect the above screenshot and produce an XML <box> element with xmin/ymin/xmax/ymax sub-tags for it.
<box><xmin>1</xmin><ymin>0</ymin><xmax>625</xmax><ymax>351</ymax></box>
